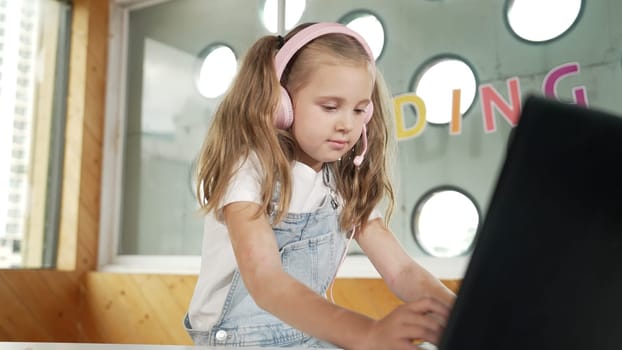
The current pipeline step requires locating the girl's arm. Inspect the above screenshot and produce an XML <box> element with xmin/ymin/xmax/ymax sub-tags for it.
<box><xmin>356</xmin><ymin>218</ymin><xmax>456</xmax><ymax>306</ymax></box>
<box><xmin>224</xmin><ymin>202</ymin><xmax>447</xmax><ymax>350</ymax></box>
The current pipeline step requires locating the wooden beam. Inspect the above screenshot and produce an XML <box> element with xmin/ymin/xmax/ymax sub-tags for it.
<box><xmin>57</xmin><ymin>0</ymin><xmax>108</xmax><ymax>272</ymax></box>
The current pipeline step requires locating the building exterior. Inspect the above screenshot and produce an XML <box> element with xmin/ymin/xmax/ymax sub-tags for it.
<box><xmin>0</xmin><ymin>0</ymin><xmax>39</xmax><ymax>268</ymax></box>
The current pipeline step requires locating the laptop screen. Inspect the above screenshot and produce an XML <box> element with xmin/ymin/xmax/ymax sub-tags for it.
<box><xmin>438</xmin><ymin>95</ymin><xmax>622</xmax><ymax>350</ymax></box>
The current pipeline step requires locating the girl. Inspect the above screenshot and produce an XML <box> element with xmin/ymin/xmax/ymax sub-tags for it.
<box><xmin>185</xmin><ymin>22</ymin><xmax>455</xmax><ymax>349</ymax></box>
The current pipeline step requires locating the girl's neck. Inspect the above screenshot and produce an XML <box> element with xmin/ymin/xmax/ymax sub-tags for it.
<box><xmin>293</xmin><ymin>150</ymin><xmax>323</xmax><ymax>172</ymax></box>
<box><xmin>294</xmin><ymin>159</ymin><xmax>324</xmax><ymax>174</ymax></box>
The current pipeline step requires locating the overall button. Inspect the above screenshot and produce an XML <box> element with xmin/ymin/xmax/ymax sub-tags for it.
<box><xmin>215</xmin><ymin>330</ymin><xmax>227</xmax><ymax>342</ymax></box>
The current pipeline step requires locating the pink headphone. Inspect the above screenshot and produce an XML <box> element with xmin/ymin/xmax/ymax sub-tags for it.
<box><xmin>274</xmin><ymin>22</ymin><xmax>375</xmax><ymax>166</ymax></box>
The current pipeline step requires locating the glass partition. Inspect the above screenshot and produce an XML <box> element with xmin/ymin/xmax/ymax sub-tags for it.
<box><xmin>102</xmin><ymin>0</ymin><xmax>622</xmax><ymax>273</ymax></box>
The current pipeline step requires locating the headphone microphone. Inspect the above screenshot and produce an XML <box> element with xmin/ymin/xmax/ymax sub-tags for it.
<box><xmin>274</xmin><ymin>22</ymin><xmax>376</xmax><ymax>166</ymax></box>
<box><xmin>352</xmin><ymin>124</ymin><xmax>368</xmax><ymax>166</ymax></box>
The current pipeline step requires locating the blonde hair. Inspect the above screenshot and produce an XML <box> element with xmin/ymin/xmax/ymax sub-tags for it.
<box><xmin>196</xmin><ymin>23</ymin><xmax>396</xmax><ymax>231</ymax></box>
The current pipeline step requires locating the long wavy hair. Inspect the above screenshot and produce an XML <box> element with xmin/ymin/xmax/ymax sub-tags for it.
<box><xmin>196</xmin><ymin>23</ymin><xmax>396</xmax><ymax>232</ymax></box>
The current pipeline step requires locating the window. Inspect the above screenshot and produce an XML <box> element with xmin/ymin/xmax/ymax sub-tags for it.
<box><xmin>6</xmin><ymin>224</ymin><xmax>19</xmax><ymax>235</ymax></box>
<box><xmin>410</xmin><ymin>56</ymin><xmax>478</xmax><ymax>125</ymax></box>
<box><xmin>195</xmin><ymin>44</ymin><xmax>237</xmax><ymax>99</ymax></box>
<box><xmin>339</xmin><ymin>11</ymin><xmax>386</xmax><ymax>60</ymax></box>
<box><xmin>261</xmin><ymin>0</ymin><xmax>305</xmax><ymax>33</ymax></box>
<box><xmin>12</xmin><ymin>239</ymin><xmax>21</xmax><ymax>253</ymax></box>
<box><xmin>412</xmin><ymin>186</ymin><xmax>480</xmax><ymax>258</ymax></box>
<box><xmin>505</xmin><ymin>0</ymin><xmax>583</xmax><ymax>43</ymax></box>
<box><xmin>0</xmin><ymin>0</ymin><xmax>72</xmax><ymax>269</ymax></box>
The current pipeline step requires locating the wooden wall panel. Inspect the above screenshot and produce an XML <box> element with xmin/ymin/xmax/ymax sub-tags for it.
<box><xmin>79</xmin><ymin>273</ymin><xmax>460</xmax><ymax>345</ymax></box>
<box><xmin>331</xmin><ymin>278</ymin><xmax>405</xmax><ymax>319</ymax></box>
<box><xmin>333</xmin><ymin>279</ymin><xmax>460</xmax><ymax>319</ymax></box>
<box><xmin>81</xmin><ymin>273</ymin><xmax>196</xmax><ymax>344</ymax></box>
<box><xmin>0</xmin><ymin>271</ymin><xmax>82</xmax><ymax>341</ymax></box>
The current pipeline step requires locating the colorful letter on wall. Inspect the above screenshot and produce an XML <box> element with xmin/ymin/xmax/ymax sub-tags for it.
<box><xmin>450</xmin><ymin>89</ymin><xmax>462</xmax><ymax>135</ymax></box>
<box><xmin>393</xmin><ymin>93</ymin><xmax>427</xmax><ymax>141</ymax></box>
<box><xmin>479</xmin><ymin>77</ymin><xmax>522</xmax><ymax>133</ymax></box>
<box><xmin>543</xmin><ymin>62</ymin><xmax>588</xmax><ymax>106</ymax></box>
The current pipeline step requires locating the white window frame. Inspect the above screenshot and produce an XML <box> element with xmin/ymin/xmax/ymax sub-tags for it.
<box><xmin>98</xmin><ymin>0</ymin><xmax>203</xmax><ymax>274</ymax></box>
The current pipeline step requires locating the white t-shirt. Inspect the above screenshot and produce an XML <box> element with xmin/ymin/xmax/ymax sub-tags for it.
<box><xmin>187</xmin><ymin>155</ymin><xmax>380</xmax><ymax>331</ymax></box>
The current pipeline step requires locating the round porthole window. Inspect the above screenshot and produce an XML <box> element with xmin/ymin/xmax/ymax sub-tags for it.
<box><xmin>412</xmin><ymin>186</ymin><xmax>480</xmax><ymax>257</ymax></box>
<box><xmin>195</xmin><ymin>44</ymin><xmax>237</xmax><ymax>99</ymax></box>
<box><xmin>411</xmin><ymin>56</ymin><xmax>477</xmax><ymax>125</ymax></box>
<box><xmin>262</xmin><ymin>0</ymin><xmax>306</xmax><ymax>33</ymax></box>
<box><xmin>506</xmin><ymin>0</ymin><xmax>583</xmax><ymax>43</ymax></box>
<box><xmin>340</xmin><ymin>11</ymin><xmax>385</xmax><ymax>60</ymax></box>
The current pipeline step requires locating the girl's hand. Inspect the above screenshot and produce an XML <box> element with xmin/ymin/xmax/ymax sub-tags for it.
<box><xmin>361</xmin><ymin>297</ymin><xmax>450</xmax><ymax>350</ymax></box>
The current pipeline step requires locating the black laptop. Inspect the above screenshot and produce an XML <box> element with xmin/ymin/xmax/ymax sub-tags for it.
<box><xmin>438</xmin><ymin>95</ymin><xmax>622</xmax><ymax>350</ymax></box>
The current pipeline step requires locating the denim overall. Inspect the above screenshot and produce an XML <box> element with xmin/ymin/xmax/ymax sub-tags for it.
<box><xmin>185</xmin><ymin>184</ymin><xmax>347</xmax><ymax>347</ymax></box>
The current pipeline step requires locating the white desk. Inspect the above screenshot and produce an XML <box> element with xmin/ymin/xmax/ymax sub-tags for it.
<box><xmin>0</xmin><ymin>342</ymin><xmax>444</xmax><ymax>350</ymax></box>
<box><xmin>0</xmin><ymin>341</ymin><xmax>438</xmax><ymax>350</ymax></box>
<box><xmin>0</xmin><ymin>343</ymin><xmax>341</xmax><ymax>350</ymax></box>
<box><xmin>0</xmin><ymin>343</ymin><xmax>205</xmax><ymax>350</ymax></box>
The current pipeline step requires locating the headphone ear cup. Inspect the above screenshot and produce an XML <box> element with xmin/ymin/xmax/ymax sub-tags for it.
<box><xmin>276</xmin><ymin>86</ymin><xmax>294</xmax><ymax>129</ymax></box>
<box><xmin>364</xmin><ymin>102</ymin><xmax>374</xmax><ymax>124</ymax></box>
